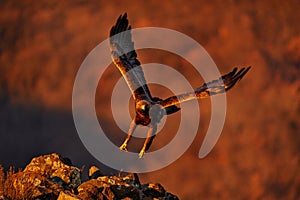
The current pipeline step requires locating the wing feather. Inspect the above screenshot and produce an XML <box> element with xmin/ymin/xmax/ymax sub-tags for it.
<box><xmin>159</xmin><ymin>67</ymin><xmax>251</xmax><ymax>108</ymax></box>
<box><xmin>109</xmin><ymin>13</ymin><xmax>152</xmax><ymax>101</ymax></box>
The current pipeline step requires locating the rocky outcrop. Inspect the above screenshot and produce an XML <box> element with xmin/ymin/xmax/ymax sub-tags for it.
<box><xmin>0</xmin><ymin>153</ymin><xmax>179</xmax><ymax>200</ymax></box>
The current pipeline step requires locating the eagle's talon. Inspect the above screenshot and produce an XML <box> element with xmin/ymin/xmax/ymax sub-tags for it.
<box><xmin>119</xmin><ymin>144</ymin><xmax>128</xmax><ymax>152</ymax></box>
<box><xmin>138</xmin><ymin>150</ymin><xmax>145</xmax><ymax>158</ymax></box>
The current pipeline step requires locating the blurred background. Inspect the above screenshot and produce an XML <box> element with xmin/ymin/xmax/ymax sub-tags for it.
<box><xmin>1</xmin><ymin>0</ymin><xmax>300</xmax><ymax>199</ymax></box>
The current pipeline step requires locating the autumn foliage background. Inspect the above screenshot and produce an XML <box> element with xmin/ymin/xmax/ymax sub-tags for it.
<box><xmin>1</xmin><ymin>0</ymin><xmax>300</xmax><ymax>199</ymax></box>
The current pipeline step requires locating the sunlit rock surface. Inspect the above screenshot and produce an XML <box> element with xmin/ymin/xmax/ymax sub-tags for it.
<box><xmin>0</xmin><ymin>153</ymin><xmax>179</xmax><ymax>200</ymax></box>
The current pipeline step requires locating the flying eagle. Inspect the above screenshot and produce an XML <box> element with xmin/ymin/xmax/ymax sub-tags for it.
<box><xmin>109</xmin><ymin>13</ymin><xmax>251</xmax><ymax>158</ymax></box>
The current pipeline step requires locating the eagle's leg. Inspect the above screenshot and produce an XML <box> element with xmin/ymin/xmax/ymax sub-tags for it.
<box><xmin>139</xmin><ymin>124</ymin><xmax>157</xmax><ymax>158</ymax></box>
<box><xmin>120</xmin><ymin>119</ymin><xmax>137</xmax><ymax>152</ymax></box>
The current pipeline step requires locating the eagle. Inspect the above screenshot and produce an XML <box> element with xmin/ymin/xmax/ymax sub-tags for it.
<box><xmin>109</xmin><ymin>13</ymin><xmax>251</xmax><ymax>158</ymax></box>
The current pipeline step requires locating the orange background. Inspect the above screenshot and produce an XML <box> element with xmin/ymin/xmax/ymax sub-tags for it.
<box><xmin>0</xmin><ymin>0</ymin><xmax>300</xmax><ymax>199</ymax></box>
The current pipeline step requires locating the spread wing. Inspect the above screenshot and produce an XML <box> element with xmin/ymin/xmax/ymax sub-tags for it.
<box><xmin>159</xmin><ymin>67</ymin><xmax>251</xmax><ymax>108</ymax></box>
<box><xmin>109</xmin><ymin>13</ymin><xmax>152</xmax><ymax>101</ymax></box>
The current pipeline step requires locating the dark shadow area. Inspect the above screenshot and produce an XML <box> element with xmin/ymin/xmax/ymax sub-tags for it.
<box><xmin>0</xmin><ymin>102</ymin><xmax>116</xmax><ymax>178</ymax></box>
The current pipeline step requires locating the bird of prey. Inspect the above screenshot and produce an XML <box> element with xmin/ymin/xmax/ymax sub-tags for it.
<box><xmin>109</xmin><ymin>13</ymin><xmax>251</xmax><ymax>158</ymax></box>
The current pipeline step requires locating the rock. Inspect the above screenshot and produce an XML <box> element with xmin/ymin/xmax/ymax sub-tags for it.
<box><xmin>49</xmin><ymin>176</ymin><xmax>72</xmax><ymax>191</ymax></box>
<box><xmin>78</xmin><ymin>173</ymin><xmax>178</xmax><ymax>199</ymax></box>
<box><xmin>23</xmin><ymin>153</ymin><xmax>81</xmax><ymax>188</ymax></box>
<box><xmin>110</xmin><ymin>184</ymin><xmax>139</xmax><ymax>199</ymax></box>
<box><xmin>88</xmin><ymin>166</ymin><xmax>103</xmax><ymax>180</ymax></box>
<box><xmin>142</xmin><ymin>183</ymin><xmax>166</xmax><ymax>198</ymax></box>
<box><xmin>0</xmin><ymin>153</ymin><xmax>179</xmax><ymax>200</ymax></box>
<box><xmin>57</xmin><ymin>191</ymin><xmax>80</xmax><ymax>200</ymax></box>
<box><xmin>4</xmin><ymin>171</ymin><xmax>63</xmax><ymax>199</ymax></box>
<box><xmin>123</xmin><ymin>173</ymin><xmax>140</xmax><ymax>186</ymax></box>
<box><xmin>77</xmin><ymin>179</ymin><xmax>106</xmax><ymax>200</ymax></box>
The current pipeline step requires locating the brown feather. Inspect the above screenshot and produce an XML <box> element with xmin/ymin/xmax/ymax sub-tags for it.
<box><xmin>159</xmin><ymin>67</ymin><xmax>251</xmax><ymax>108</ymax></box>
<box><xmin>109</xmin><ymin>13</ymin><xmax>153</xmax><ymax>101</ymax></box>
